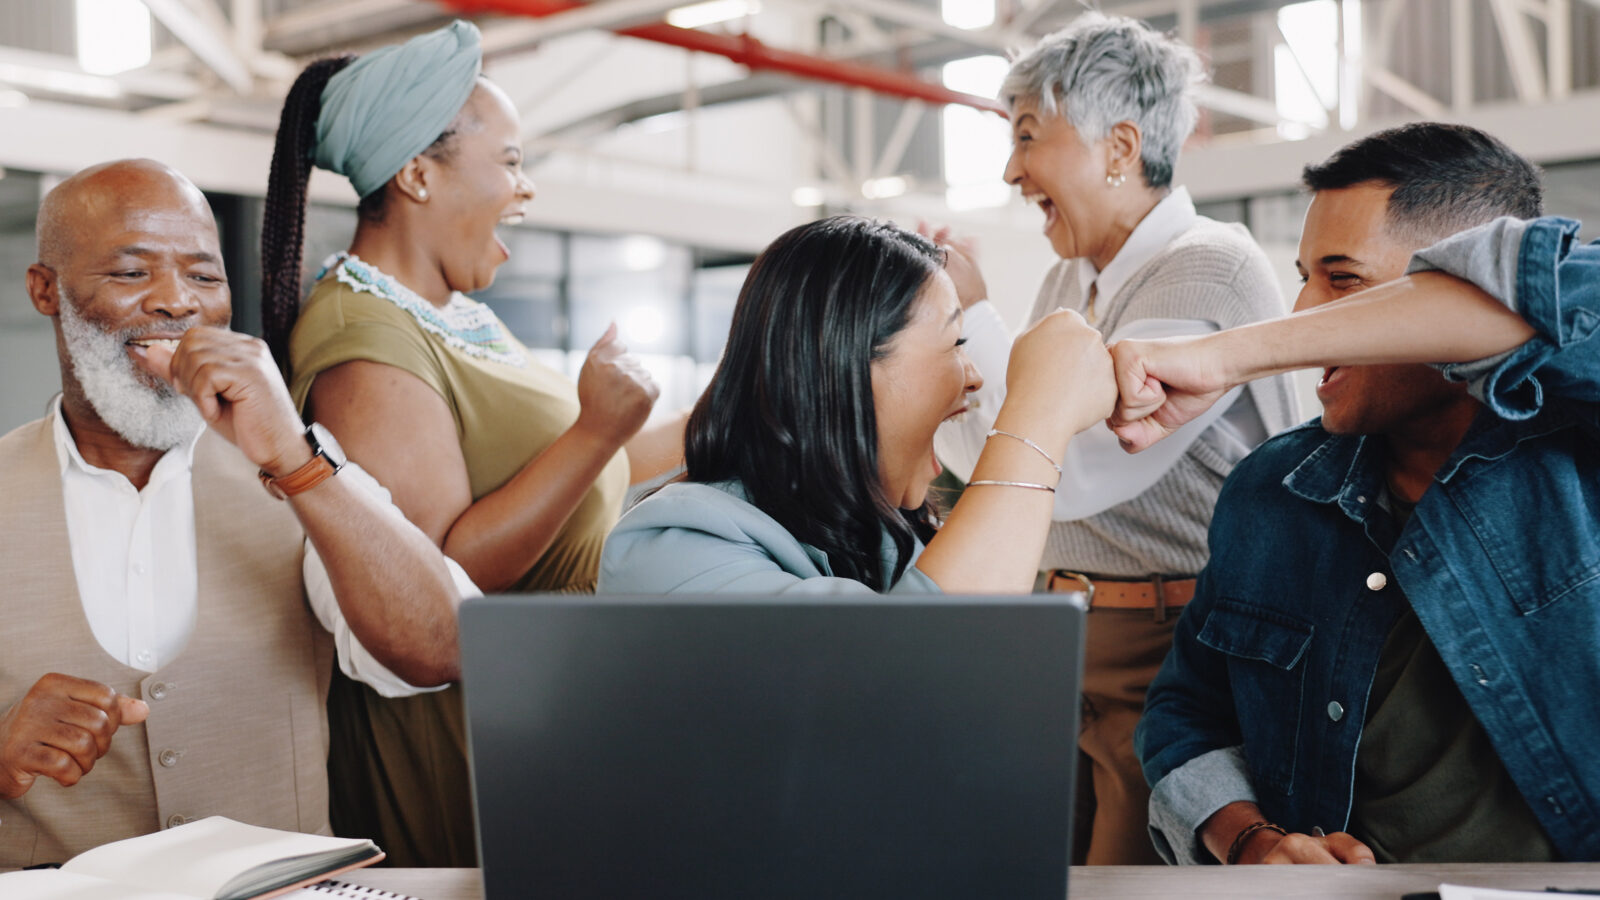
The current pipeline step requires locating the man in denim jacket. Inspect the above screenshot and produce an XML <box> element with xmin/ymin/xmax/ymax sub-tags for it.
<box><xmin>1110</xmin><ymin>123</ymin><xmax>1600</xmax><ymax>864</ymax></box>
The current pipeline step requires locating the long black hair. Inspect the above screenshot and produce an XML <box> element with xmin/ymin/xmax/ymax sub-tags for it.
<box><xmin>685</xmin><ymin>216</ymin><xmax>945</xmax><ymax>590</ymax></box>
<box><xmin>259</xmin><ymin>56</ymin><xmax>471</xmax><ymax>369</ymax></box>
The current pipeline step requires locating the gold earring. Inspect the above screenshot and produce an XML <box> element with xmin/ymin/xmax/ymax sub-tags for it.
<box><xmin>1106</xmin><ymin>171</ymin><xmax>1126</xmax><ymax>188</ymax></box>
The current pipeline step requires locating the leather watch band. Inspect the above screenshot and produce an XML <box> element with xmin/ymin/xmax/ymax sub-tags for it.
<box><xmin>259</xmin><ymin>452</ymin><xmax>336</xmax><ymax>500</ymax></box>
<box><xmin>259</xmin><ymin>423</ymin><xmax>346</xmax><ymax>500</ymax></box>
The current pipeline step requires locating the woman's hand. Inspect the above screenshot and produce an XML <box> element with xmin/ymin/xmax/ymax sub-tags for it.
<box><xmin>1000</xmin><ymin>308</ymin><xmax>1115</xmax><ymax>455</ymax></box>
<box><xmin>574</xmin><ymin>323</ymin><xmax>660</xmax><ymax>448</ymax></box>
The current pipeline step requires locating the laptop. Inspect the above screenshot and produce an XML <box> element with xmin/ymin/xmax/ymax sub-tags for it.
<box><xmin>460</xmin><ymin>594</ymin><xmax>1085</xmax><ymax>899</ymax></box>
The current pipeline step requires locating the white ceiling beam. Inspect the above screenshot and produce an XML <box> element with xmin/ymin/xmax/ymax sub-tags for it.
<box><xmin>871</xmin><ymin>99</ymin><xmax>924</xmax><ymax>180</ymax></box>
<box><xmin>1193</xmin><ymin>83</ymin><xmax>1318</xmax><ymax>129</ymax></box>
<box><xmin>784</xmin><ymin>96</ymin><xmax>856</xmax><ymax>188</ymax></box>
<box><xmin>1362</xmin><ymin>65</ymin><xmax>1446</xmax><ymax>119</ymax></box>
<box><xmin>1180</xmin><ymin>90</ymin><xmax>1600</xmax><ymax>203</ymax></box>
<box><xmin>795</xmin><ymin>0</ymin><xmax>1012</xmax><ymax>54</ymax></box>
<box><xmin>1451</xmin><ymin>0</ymin><xmax>1472</xmax><ymax>110</ymax></box>
<box><xmin>1486</xmin><ymin>0</ymin><xmax>1546</xmax><ymax>103</ymax></box>
<box><xmin>0</xmin><ymin>47</ymin><xmax>200</xmax><ymax>101</ymax></box>
<box><xmin>262</xmin><ymin>0</ymin><xmax>441</xmax><ymax>55</ymax></box>
<box><xmin>1546</xmin><ymin>0</ymin><xmax>1571</xmax><ymax>99</ymax></box>
<box><xmin>139</xmin><ymin>0</ymin><xmax>254</xmax><ymax>94</ymax></box>
<box><xmin>999</xmin><ymin>0</ymin><xmax>1059</xmax><ymax>42</ymax></box>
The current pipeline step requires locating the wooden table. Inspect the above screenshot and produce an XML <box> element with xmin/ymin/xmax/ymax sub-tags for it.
<box><xmin>345</xmin><ymin>862</ymin><xmax>1600</xmax><ymax>899</ymax></box>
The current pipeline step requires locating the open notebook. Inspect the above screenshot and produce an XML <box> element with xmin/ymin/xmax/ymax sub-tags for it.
<box><xmin>0</xmin><ymin>817</ymin><xmax>382</xmax><ymax>900</ymax></box>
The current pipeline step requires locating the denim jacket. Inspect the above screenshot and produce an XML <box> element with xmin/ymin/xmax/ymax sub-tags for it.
<box><xmin>1136</xmin><ymin>217</ymin><xmax>1600</xmax><ymax>864</ymax></box>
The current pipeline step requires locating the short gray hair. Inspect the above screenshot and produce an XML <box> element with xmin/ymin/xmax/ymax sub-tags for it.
<box><xmin>1002</xmin><ymin>12</ymin><xmax>1205</xmax><ymax>189</ymax></box>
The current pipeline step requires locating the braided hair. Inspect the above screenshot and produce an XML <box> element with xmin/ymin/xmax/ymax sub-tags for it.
<box><xmin>260</xmin><ymin>55</ymin><xmax>354</xmax><ymax>369</ymax></box>
<box><xmin>260</xmin><ymin>56</ymin><xmax>472</xmax><ymax>369</ymax></box>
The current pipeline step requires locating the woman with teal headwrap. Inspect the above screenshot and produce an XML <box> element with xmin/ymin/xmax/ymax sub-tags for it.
<box><xmin>260</xmin><ymin>20</ymin><xmax>680</xmax><ymax>866</ymax></box>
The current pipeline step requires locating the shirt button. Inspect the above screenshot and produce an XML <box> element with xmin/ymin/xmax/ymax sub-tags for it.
<box><xmin>1366</xmin><ymin>572</ymin><xmax>1387</xmax><ymax>591</ymax></box>
<box><xmin>136</xmin><ymin>650</ymin><xmax>154</xmax><ymax>665</ymax></box>
<box><xmin>158</xmin><ymin>748</ymin><xmax>181</xmax><ymax>767</ymax></box>
<box><xmin>133</xmin><ymin>562</ymin><xmax>147</xmax><ymax>576</ymax></box>
<box><xmin>148</xmin><ymin>682</ymin><xmax>169</xmax><ymax>701</ymax></box>
<box><xmin>1327</xmin><ymin>701</ymin><xmax>1345</xmax><ymax>722</ymax></box>
<box><xmin>166</xmin><ymin>814</ymin><xmax>188</xmax><ymax>829</ymax></box>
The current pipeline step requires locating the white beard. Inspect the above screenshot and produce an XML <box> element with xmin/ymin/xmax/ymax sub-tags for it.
<box><xmin>58</xmin><ymin>294</ymin><xmax>204</xmax><ymax>451</ymax></box>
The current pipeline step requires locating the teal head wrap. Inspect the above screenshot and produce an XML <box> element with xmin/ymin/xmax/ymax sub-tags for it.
<box><xmin>313</xmin><ymin>19</ymin><xmax>483</xmax><ymax>199</ymax></box>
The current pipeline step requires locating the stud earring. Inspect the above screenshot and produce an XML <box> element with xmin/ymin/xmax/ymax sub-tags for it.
<box><xmin>418</xmin><ymin>189</ymin><xmax>429</xmax><ymax>200</ymax></box>
<box><xmin>1106</xmin><ymin>171</ymin><xmax>1126</xmax><ymax>188</ymax></box>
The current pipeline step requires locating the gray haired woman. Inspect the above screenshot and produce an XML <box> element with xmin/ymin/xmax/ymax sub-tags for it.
<box><xmin>935</xmin><ymin>12</ymin><xmax>1300</xmax><ymax>865</ymax></box>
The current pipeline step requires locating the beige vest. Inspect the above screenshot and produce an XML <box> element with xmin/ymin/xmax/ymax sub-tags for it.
<box><xmin>0</xmin><ymin>416</ymin><xmax>333</xmax><ymax>867</ymax></box>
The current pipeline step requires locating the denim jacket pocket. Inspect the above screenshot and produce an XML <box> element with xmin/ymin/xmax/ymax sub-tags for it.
<box><xmin>1196</xmin><ymin>600</ymin><xmax>1314</xmax><ymax>794</ymax></box>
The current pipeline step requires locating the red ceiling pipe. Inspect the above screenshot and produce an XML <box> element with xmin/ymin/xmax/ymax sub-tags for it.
<box><xmin>445</xmin><ymin>0</ymin><xmax>1007</xmax><ymax>115</ymax></box>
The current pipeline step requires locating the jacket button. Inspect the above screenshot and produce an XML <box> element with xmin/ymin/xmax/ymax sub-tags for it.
<box><xmin>1327</xmin><ymin>701</ymin><xmax>1345</xmax><ymax>722</ymax></box>
<box><xmin>166</xmin><ymin>814</ymin><xmax>188</xmax><ymax>828</ymax></box>
<box><xmin>158</xmin><ymin>749</ymin><xmax>181</xmax><ymax>767</ymax></box>
<box><xmin>1366</xmin><ymin>572</ymin><xmax>1387</xmax><ymax>591</ymax></box>
<box><xmin>148</xmin><ymin>682</ymin><xmax>169</xmax><ymax>701</ymax></box>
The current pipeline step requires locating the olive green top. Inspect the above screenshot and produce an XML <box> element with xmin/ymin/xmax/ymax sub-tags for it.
<box><xmin>1347</xmin><ymin>493</ymin><xmax>1557</xmax><ymax>863</ymax></box>
<box><xmin>288</xmin><ymin>252</ymin><xmax>628</xmax><ymax>593</ymax></box>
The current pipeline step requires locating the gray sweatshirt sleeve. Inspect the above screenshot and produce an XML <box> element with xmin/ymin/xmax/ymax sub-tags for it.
<box><xmin>1404</xmin><ymin>217</ymin><xmax>1529</xmax><ymax>394</ymax></box>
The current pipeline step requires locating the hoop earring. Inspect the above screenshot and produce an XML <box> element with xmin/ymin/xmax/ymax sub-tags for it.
<box><xmin>1106</xmin><ymin>171</ymin><xmax>1126</xmax><ymax>188</ymax></box>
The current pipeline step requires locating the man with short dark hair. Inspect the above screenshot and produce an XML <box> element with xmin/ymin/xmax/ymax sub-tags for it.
<box><xmin>0</xmin><ymin>158</ymin><xmax>470</xmax><ymax>867</ymax></box>
<box><xmin>1118</xmin><ymin>123</ymin><xmax>1600</xmax><ymax>864</ymax></box>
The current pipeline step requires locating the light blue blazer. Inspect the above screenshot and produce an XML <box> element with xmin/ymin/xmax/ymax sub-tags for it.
<box><xmin>598</xmin><ymin>481</ymin><xmax>941</xmax><ymax>594</ymax></box>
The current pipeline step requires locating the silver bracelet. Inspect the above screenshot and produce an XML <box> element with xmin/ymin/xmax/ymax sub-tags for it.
<box><xmin>967</xmin><ymin>479</ymin><xmax>1057</xmax><ymax>493</ymax></box>
<box><xmin>985</xmin><ymin>429</ymin><xmax>1062</xmax><ymax>475</ymax></box>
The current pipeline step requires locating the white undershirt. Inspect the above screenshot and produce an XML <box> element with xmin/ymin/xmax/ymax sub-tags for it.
<box><xmin>50</xmin><ymin>396</ymin><xmax>473</xmax><ymax>697</ymax></box>
<box><xmin>934</xmin><ymin>187</ymin><xmax>1269</xmax><ymax>520</ymax></box>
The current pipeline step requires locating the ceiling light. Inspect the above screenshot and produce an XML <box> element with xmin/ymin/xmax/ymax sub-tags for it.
<box><xmin>621</xmin><ymin>235</ymin><xmax>668</xmax><ymax>272</ymax></box>
<box><xmin>666</xmin><ymin>0</ymin><xmax>761</xmax><ymax>30</ymax></box>
<box><xmin>861</xmin><ymin>176</ymin><xmax>908</xmax><ymax>200</ymax></box>
<box><xmin>790</xmin><ymin>186</ymin><xmax>825</xmax><ymax>208</ymax></box>
<box><xmin>940</xmin><ymin>0</ymin><xmax>994</xmax><ymax>30</ymax></box>
<box><xmin>76</xmin><ymin>0</ymin><xmax>152</xmax><ymax>76</ymax></box>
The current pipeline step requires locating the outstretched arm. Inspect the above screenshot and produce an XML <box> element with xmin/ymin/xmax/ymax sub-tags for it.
<box><xmin>914</xmin><ymin>309</ymin><xmax>1117</xmax><ymax>593</ymax></box>
<box><xmin>1108</xmin><ymin>271</ymin><xmax>1534</xmax><ymax>451</ymax></box>
<box><xmin>144</xmin><ymin>329</ymin><xmax>461</xmax><ymax>686</ymax></box>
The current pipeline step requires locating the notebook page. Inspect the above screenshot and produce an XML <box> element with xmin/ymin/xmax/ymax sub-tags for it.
<box><xmin>60</xmin><ymin>818</ymin><xmax>374</xmax><ymax>898</ymax></box>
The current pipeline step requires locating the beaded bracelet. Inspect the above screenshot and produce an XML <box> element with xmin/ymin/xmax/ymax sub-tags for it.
<box><xmin>1225</xmin><ymin>820</ymin><xmax>1287</xmax><ymax>865</ymax></box>
<box><xmin>986</xmin><ymin>429</ymin><xmax>1062</xmax><ymax>475</ymax></box>
<box><xmin>966</xmin><ymin>479</ymin><xmax>1056</xmax><ymax>492</ymax></box>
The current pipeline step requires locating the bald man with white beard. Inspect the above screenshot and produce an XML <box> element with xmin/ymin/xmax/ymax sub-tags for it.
<box><xmin>0</xmin><ymin>159</ymin><xmax>474</xmax><ymax>867</ymax></box>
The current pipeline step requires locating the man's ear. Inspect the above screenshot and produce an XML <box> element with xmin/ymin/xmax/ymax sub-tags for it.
<box><xmin>1106</xmin><ymin>121</ymin><xmax>1144</xmax><ymax>182</ymax></box>
<box><xmin>26</xmin><ymin>263</ymin><xmax>60</xmax><ymax>317</ymax></box>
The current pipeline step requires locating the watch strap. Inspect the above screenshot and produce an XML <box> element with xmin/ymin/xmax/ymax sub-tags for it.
<box><xmin>259</xmin><ymin>428</ymin><xmax>343</xmax><ymax>500</ymax></box>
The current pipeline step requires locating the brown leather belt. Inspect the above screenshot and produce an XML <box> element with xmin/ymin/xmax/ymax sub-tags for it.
<box><xmin>1045</xmin><ymin>571</ymin><xmax>1197</xmax><ymax>611</ymax></box>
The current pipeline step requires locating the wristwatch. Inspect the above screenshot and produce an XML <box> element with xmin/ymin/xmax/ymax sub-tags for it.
<box><xmin>259</xmin><ymin>422</ymin><xmax>347</xmax><ymax>500</ymax></box>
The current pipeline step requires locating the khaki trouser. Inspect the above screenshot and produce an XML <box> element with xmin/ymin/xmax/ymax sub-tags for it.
<box><xmin>1074</xmin><ymin>606</ymin><xmax>1177</xmax><ymax>866</ymax></box>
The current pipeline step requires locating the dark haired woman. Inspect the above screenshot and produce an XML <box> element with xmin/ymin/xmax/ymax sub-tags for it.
<box><xmin>600</xmin><ymin>216</ymin><xmax>1115</xmax><ymax>594</ymax></box>
<box><xmin>260</xmin><ymin>21</ymin><xmax>674</xmax><ymax>866</ymax></box>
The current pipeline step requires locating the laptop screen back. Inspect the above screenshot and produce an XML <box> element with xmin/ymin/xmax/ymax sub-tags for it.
<box><xmin>461</xmin><ymin>595</ymin><xmax>1083</xmax><ymax>899</ymax></box>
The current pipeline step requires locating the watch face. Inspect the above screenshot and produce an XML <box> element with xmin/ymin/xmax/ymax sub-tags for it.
<box><xmin>308</xmin><ymin>422</ymin><xmax>348</xmax><ymax>468</ymax></box>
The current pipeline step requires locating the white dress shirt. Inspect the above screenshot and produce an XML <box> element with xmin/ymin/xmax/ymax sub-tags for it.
<box><xmin>935</xmin><ymin>187</ymin><xmax>1268</xmax><ymax>520</ymax></box>
<box><xmin>50</xmin><ymin>396</ymin><xmax>476</xmax><ymax>697</ymax></box>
